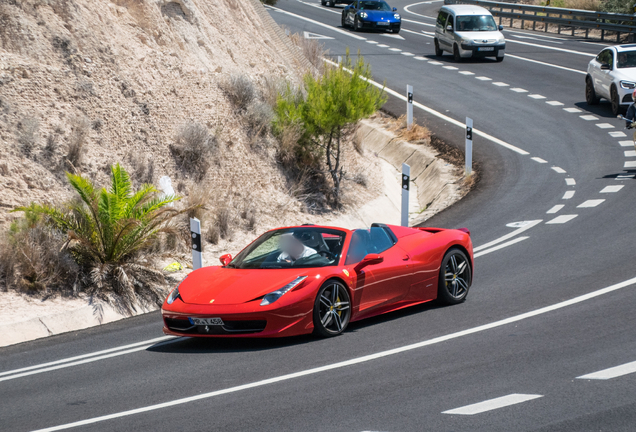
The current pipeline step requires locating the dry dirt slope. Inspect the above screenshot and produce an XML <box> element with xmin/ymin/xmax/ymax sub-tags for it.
<box><xmin>0</xmin><ymin>0</ymin><xmax>318</xmax><ymax>227</ymax></box>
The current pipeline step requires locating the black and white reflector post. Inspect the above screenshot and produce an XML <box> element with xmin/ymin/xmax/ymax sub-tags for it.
<box><xmin>190</xmin><ymin>217</ymin><xmax>203</xmax><ymax>270</ymax></box>
<box><xmin>401</xmin><ymin>163</ymin><xmax>410</xmax><ymax>227</ymax></box>
<box><xmin>406</xmin><ymin>85</ymin><xmax>413</xmax><ymax>130</ymax></box>
<box><xmin>465</xmin><ymin>117</ymin><xmax>473</xmax><ymax>176</ymax></box>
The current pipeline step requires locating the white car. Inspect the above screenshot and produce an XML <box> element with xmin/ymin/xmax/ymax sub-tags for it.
<box><xmin>586</xmin><ymin>44</ymin><xmax>636</xmax><ymax>115</ymax></box>
<box><xmin>434</xmin><ymin>5</ymin><xmax>506</xmax><ymax>62</ymax></box>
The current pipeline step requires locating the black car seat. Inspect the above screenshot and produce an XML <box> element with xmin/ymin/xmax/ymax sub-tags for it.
<box><xmin>304</xmin><ymin>231</ymin><xmax>330</xmax><ymax>254</ymax></box>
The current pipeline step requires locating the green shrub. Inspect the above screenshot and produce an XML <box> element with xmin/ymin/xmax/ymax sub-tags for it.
<box><xmin>273</xmin><ymin>51</ymin><xmax>386</xmax><ymax>207</ymax></box>
<box><xmin>14</xmin><ymin>164</ymin><xmax>188</xmax><ymax>313</ymax></box>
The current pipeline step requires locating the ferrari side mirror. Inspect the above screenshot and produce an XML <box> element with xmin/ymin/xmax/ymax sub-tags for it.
<box><xmin>219</xmin><ymin>254</ymin><xmax>232</xmax><ymax>266</ymax></box>
<box><xmin>393</xmin><ymin>7</ymin><xmax>397</xmax><ymax>11</ymax></box>
<box><xmin>355</xmin><ymin>254</ymin><xmax>384</xmax><ymax>270</ymax></box>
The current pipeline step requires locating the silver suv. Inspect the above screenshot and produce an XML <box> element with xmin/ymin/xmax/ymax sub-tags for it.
<box><xmin>586</xmin><ymin>44</ymin><xmax>636</xmax><ymax>115</ymax></box>
<box><xmin>434</xmin><ymin>5</ymin><xmax>505</xmax><ymax>62</ymax></box>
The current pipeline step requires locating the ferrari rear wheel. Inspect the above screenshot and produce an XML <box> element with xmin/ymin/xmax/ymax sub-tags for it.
<box><xmin>313</xmin><ymin>280</ymin><xmax>351</xmax><ymax>337</ymax></box>
<box><xmin>438</xmin><ymin>248</ymin><xmax>471</xmax><ymax>305</ymax></box>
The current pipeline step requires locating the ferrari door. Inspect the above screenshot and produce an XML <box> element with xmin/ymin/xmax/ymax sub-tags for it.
<box><xmin>348</xmin><ymin>227</ymin><xmax>414</xmax><ymax>314</ymax></box>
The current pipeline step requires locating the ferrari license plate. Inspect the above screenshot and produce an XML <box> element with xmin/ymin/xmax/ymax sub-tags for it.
<box><xmin>478</xmin><ymin>47</ymin><xmax>494</xmax><ymax>51</ymax></box>
<box><xmin>189</xmin><ymin>317</ymin><xmax>224</xmax><ymax>326</ymax></box>
<box><xmin>377</xmin><ymin>22</ymin><xmax>389</xmax><ymax>26</ymax></box>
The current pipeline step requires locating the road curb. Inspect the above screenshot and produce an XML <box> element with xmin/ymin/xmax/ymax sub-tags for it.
<box><xmin>0</xmin><ymin>302</ymin><xmax>158</xmax><ymax>348</ymax></box>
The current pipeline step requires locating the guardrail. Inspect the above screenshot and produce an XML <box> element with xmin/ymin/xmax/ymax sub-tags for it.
<box><xmin>444</xmin><ymin>0</ymin><xmax>636</xmax><ymax>42</ymax></box>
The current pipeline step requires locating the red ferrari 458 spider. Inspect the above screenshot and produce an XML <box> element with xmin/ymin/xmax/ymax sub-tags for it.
<box><xmin>161</xmin><ymin>223</ymin><xmax>473</xmax><ymax>338</ymax></box>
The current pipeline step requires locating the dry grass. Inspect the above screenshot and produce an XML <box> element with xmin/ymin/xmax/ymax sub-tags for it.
<box><xmin>244</xmin><ymin>101</ymin><xmax>274</xmax><ymax>138</ymax></box>
<box><xmin>66</xmin><ymin>115</ymin><xmax>90</xmax><ymax>169</ymax></box>
<box><xmin>205</xmin><ymin>225</ymin><xmax>220</xmax><ymax>245</ymax></box>
<box><xmin>170</xmin><ymin>123</ymin><xmax>216</xmax><ymax>180</ymax></box>
<box><xmin>524</xmin><ymin>0</ymin><xmax>601</xmax><ymax>9</ymax></box>
<box><xmin>262</xmin><ymin>76</ymin><xmax>287</xmax><ymax>108</ymax></box>
<box><xmin>184</xmin><ymin>184</ymin><xmax>210</xmax><ymax>221</ymax></box>
<box><xmin>289</xmin><ymin>32</ymin><xmax>328</xmax><ymax>74</ymax></box>
<box><xmin>17</xmin><ymin>117</ymin><xmax>39</xmax><ymax>158</ymax></box>
<box><xmin>219</xmin><ymin>75</ymin><xmax>256</xmax><ymax>111</ymax></box>
<box><xmin>216</xmin><ymin>207</ymin><xmax>233</xmax><ymax>240</ymax></box>
<box><xmin>126</xmin><ymin>153</ymin><xmax>155</xmax><ymax>187</ymax></box>
<box><xmin>388</xmin><ymin>115</ymin><xmax>431</xmax><ymax>143</ymax></box>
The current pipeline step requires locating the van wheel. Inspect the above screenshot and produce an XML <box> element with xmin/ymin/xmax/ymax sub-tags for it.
<box><xmin>434</xmin><ymin>39</ymin><xmax>443</xmax><ymax>57</ymax></box>
<box><xmin>453</xmin><ymin>44</ymin><xmax>462</xmax><ymax>62</ymax></box>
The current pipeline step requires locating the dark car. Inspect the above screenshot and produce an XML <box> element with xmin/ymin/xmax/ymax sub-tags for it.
<box><xmin>322</xmin><ymin>0</ymin><xmax>353</xmax><ymax>6</ymax></box>
<box><xmin>342</xmin><ymin>0</ymin><xmax>401</xmax><ymax>34</ymax></box>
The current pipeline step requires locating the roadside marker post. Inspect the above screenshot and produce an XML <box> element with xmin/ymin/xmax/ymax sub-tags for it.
<box><xmin>401</xmin><ymin>163</ymin><xmax>410</xmax><ymax>227</ymax></box>
<box><xmin>190</xmin><ymin>218</ymin><xmax>203</xmax><ymax>270</ymax></box>
<box><xmin>337</xmin><ymin>55</ymin><xmax>342</xmax><ymax>65</ymax></box>
<box><xmin>465</xmin><ymin>117</ymin><xmax>473</xmax><ymax>176</ymax></box>
<box><xmin>406</xmin><ymin>85</ymin><xmax>413</xmax><ymax>130</ymax></box>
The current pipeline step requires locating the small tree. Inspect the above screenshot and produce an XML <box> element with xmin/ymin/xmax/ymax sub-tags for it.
<box><xmin>274</xmin><ymin>51</ymin><xmax>386</xmax><ymax>207</ymax></box>
<box><xmin>14</xmin><ymin>164</ymin><xmax>186</xmax><ymax>313</ymax></box>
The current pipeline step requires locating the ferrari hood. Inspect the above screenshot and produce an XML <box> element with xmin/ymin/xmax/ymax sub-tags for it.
<box><xmin>177</xmin><ymin>266</ymin><xmax>311</xmax><ymax>305</ymax></box>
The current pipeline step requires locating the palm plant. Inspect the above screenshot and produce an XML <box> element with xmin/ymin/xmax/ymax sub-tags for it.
<box><xmin>15</xmin><ymin>164</ymin><xmax>186</xmax><ymax>314</ymax></box>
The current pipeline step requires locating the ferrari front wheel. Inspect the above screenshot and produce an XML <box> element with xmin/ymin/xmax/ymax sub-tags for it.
<box><xmin>438</xmin><ymin>248</ymin><xmax>471</xmax><ymax>305</ymax></box>
<box><xmin>313</xmin><ymin>280</ymin><xmax>351</xmax><ymax>337</ymax></box>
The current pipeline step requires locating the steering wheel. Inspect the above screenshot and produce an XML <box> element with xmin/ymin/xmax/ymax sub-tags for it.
<box><xmin>319</xmin><ymin>250</ymin><xmax>336</xmax><ymax>261</ymax></box>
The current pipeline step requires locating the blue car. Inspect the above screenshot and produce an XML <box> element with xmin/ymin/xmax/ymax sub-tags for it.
<box><xmin>342</xmin><ymin>0</ymin><xmax>401</xmax><ymax>34</ymax></box>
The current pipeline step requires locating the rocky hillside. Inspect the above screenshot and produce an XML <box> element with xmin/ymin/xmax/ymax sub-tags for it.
<box><xmin>0</xmin><ymin>0</ymin><xmax>364</xmax><ymax>234</ymax></box>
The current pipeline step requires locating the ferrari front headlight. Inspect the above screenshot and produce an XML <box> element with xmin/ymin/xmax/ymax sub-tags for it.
<box><xmin>260</xmin><ymin>276</ymin><xmax>307</xmax><ymax>306</ymax></box>
<box><xmin>359</xmin><ymin>12</ymin><xmax>368</xmax><ymax>18</ymax></box>
<box><xmin>166</xmin><ymin>277</ymin><xmax>186</xmax><ymax>304</ymax></box>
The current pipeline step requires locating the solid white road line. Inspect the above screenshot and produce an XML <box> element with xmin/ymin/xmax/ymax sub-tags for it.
<box><xmin>510</xmin><ymin>88</ymin><xmax>527</xmax><ymax>93</ymax></box>
<box><xmin>564</xmin><ymin>108</ymin><xmax>582</xmax><ymax>113</ymax></box>
<box><xmin>577</xmin><ymin>199</ymin><xmax>605</xmax><ymax>208</ymax></box>
<box><xmin>596</xmin><ymin>123</ymin><xmax>614</xmax><ymax>129</ymax></box>
<box><xmin>610</xmin><ymin>131</ymin><xmax>627</xmax><ymax>138</ymax></box>
<box><xmin>531</xmin><ymin>157</ymin><xmax>548</xmax><ymax>163</ymax></box>
<box><xmin>506</xmin><ymin>39</ymin><xmax>596</xmax><ymax>57</ymax></box>
<box><xmin>551</xmin><ymin>166</ymin><xmax>566</xmax><ymax>173</ymax></box>
<box><xmin>326</xmin><ymin>58</ymin><xmax>531</xmax><ymax>156</ymax></box>
<box><xmin>32</xmin><ymin>275</ymin><xmax>636</xmax><ymax>432</ymax></box>
<box><xmin>580</xmin><ymin>115</ymin><xmax>599</xmax><ymax>121</ymax></box>
<box><xmin>473</xmin><ymin>220</ymin><xmax>542</xmax><ymax>252</ymax></box>
<box><xmin>619</xmin><ymin>140</ymin><xmax>634</xmax><ymax>147</ymax></box>
<box><xmin>267</xmin><ymin>6</ymin><xmax>367</xmax><ymax>40</ymax></box>
<box><xmin>624</xmin><ymin>161</ymin><xmax>636</xmax><ymax>168</ymax></box>
<box><xmin>547</xmin><ymin>204</ymin><xmax>564</xmax><ymax>214</ymax></box>
<box><xmin>404</xmin><ymin>1</ymin><xmax>442</xmax><ymax>19</ymax></box>
<box><xmin>512</xmin><ymin>34</ymin><xmax>563</xmax><ymax>44</ymax></box>
<box><xmin>401</xmin><ymin>18</ymin><xmax>436</xmax><ymax>27</ymax></box>
<box><xmin>562</xmin><ymin>191</ymin><xmax>575</xmax><ymax>199</ymax></box>
<box><xmin>577</xmin><ymin>361</ymin><xmax>636</xmax><ymax>380</ymax></box>
<box><xmin>442</xmin><ymin>394</ymin><xmax>543</xmax><ymax>415</ymax></box>
<box><xmin>625</xmin><ymin>150</ymin><xmax>636</xmax><ymax>157</ymax></box>
<box><xmin>565</xmin><ymin>178</ymin><xmax>576</xmax><ymax>186</ymax></box>
<box><xmin>546</xmin><ymin>214</ymin><xmax>578</xmax><ymax>224</ymax></box>
<box><xmin>506</xmin><ymin>54</ymin><xmax>586</xmax><ymax>75</ymax></box>
<box><xmin>601</xmin><ymin>185</ymin><xmax>624</xmax><ymax>193</ymax></box>
<box><xmin>473</xmin><ymin>237</ymin><xmax>529</xmax><ymax>258</ymax></box>
<box><xmin>546</xmin><ymin>101</ymin><xmax>564</xmax><ymax>106</ymax></box>
<box><xmin>0</xmin><ymin>336</ymin><xmax>174</xmax><ymax>379</ymax></box>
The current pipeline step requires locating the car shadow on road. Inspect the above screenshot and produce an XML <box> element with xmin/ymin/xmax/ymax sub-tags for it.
<box><xmin>601</xmin><ymin>170</ymin><xmax>636</xmax><ymax>179</ymax></box>
<box><xmin>574</xmin><ymin>101</ymin><xmax>621</xmax><ymax>119</ymax></box>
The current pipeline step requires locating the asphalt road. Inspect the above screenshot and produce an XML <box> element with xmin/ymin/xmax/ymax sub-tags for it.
<box><xmin>2</xmin><ymin>1</ymin><xmax>636</xmax><ymax>431</ymax></box>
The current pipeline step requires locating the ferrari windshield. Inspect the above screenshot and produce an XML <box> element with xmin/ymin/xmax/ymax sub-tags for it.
<box><xmin>228</xmin><ymin>228</ymin><xmax>346</xmax><ymax>269</ymax></box>
<box><xmin>359</xmin><ymin>1</ymin><xmax>392</xmax><ymax>11</ymax></box>
<box><xmin>456</xmin><ymin>15</ymin><xmax>497</xmax><ymax>31</ymax></box>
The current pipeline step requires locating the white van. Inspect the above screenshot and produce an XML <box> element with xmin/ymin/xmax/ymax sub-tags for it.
<box><xmin>434</xmin><ymin>5</ymin><xmax>506</xmax><ymax>62</ymax></box>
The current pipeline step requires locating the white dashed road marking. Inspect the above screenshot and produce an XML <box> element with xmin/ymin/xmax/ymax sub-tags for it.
<box><xmin>413</xmin><ymin>56</ymin><xmax>427</xmax><ymax>60</ymax></box>
<box><xmin>546</xmin><ymin>101</ymin><xmax>564</xmax><ymax>106</ymax></box>
<box><xmin>366</xmin><ymin>40</ymin><xmax>378</xmax><ymax>44</ymax></box>
<box><xmin>552</xmin><ymin>166</ymin><xmax>566</xmax><ymax>173</ymax></box>
<box><xmin>619</xmin><ymin>140</ymin><xmax>634</xmax><ymax>147</ymax></box>
<box><xmin>510</xmin><ymin>88</ymin><xmax>527</xmax><ymax>93</ymax></box>
<box><xmin>473</xmin><ymin>237</ymin><xmax>529</xmax><ymax>258</ymax></box>
<box><xmin>401</xmin><ymin>52</ymin><xmax>415</xmax><ymax>56</ymax></box>
<box><xmin>577</xmin><ymin>199</ymin><xmax>605</xmax><ymax>208</ymax></box>
<box><xmin>377</xmin><ymin>44</ymin><xmax>389</xmax><ymax>48</ymax></box>
<box><xmin>428</xmin><ymin>60</ymin><xmax>443</xmax><ymax>65</ymax></box>
<box><xmin>577</xmin><ymin>361</ymin><xmax>636</xmax><ymax>380</ymax></box>
<box><xmin>389</xmin><ymin>48</ymin><xmax>402</xmax><ymax>52</ymax></box>
<box><xmin>580</xmin><ymin>115</ymin><xmax>599</xmax><ymax>121</ymax></box>
<box><xmin>476</xmin><ymin>76</ymin><xmax>492</xmax><ymax>81</ymax></box>
<box><xmin>459</xmin><ymin>71</ymin><xmax>474</xmax><ymax>75</ymax></box>
<box><xmin>562</xmin><ymin>191</ymin><xmax>575</xmax><ymax>199</ymax></box>
<box><xmin>596</xmin><ymin>123</ymin><xmax>614</xmax><ymax>129</ymax></box>
<box><xmin>547</xmin><ymin>204</ymin><xmax>564</xmax><ymax>214</ymax></box>
<box><xmin>625</xmin><ymin>150</ymin><xmax>636</xmax><ymax>157</ymax></box>
<box><xmin>442</xmin><ymin>394</ymin><xmax>543</xmax><ymax>415</ymax></box>
<box><xmin>546</xmin><ymin>214</ymin><xmax>578</xmax><ymax>224</ymax></box>
<box><xmin>528</xmin><ymin>94</ymin><xmax>546</xmax><ymax>99</ymax></box>
<box><xmin>565</xmin><ymin>178</ymin><xmax>576</xmax><ymax>186</ymax></box>
<box><xmin>601</xmin><ymin>185</ymin><xmax>624</xmax><ymax>193</ymax></box>
<box><xmin>624</xmin><ymin>161</ymin><xmax>636</xmax><ymax>168</ymax></box>
<box><xmin>564</xmin><ymin>108</ymin><xmax>582</xmax><ymax>113</ymax></box>
<box><xmin>443</xmin><ymin>65</ymin><xmax>458</xmax><ymax>69</ymax></box>
<box><xmin>610</xmin><ymin>131</ymin><xmax>627</xmax><ymax>138</ymax></box>
<box><xmin>532</xmin><ymin>157</ymin><xmax>548</xmax><ymax>163</ymax></box>
<box><xmin>493</xmin><ymin>82</ymin><xmax>509</xmax><ymax>86</ymax></box>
